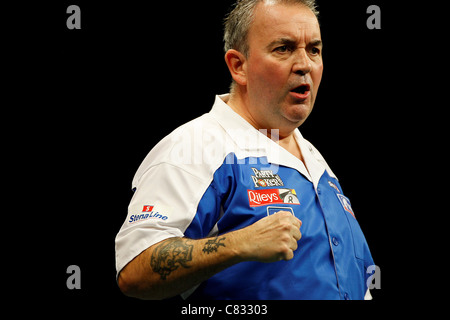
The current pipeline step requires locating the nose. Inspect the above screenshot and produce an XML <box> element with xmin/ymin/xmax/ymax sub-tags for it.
<box><xmin>292</xmin><ymin>50</ymin><xmax>312</xmax><ymax>76</ymax></box>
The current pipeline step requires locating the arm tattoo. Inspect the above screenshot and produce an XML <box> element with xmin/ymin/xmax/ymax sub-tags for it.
<box><xmin>150</xmin><ymin>238</ymin><xmax>193</xmax><ymax>280</ymax></box>
<box><xmin>202</xmin><ymin>236</ymin><xmax>226</xmax><ymax>254</ymax></box>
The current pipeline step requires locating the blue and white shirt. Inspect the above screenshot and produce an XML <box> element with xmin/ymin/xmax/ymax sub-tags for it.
<box><xmin>115</xmin><ymin>94</ymin><xmax>375</xmax><ymax>300</ymax></box>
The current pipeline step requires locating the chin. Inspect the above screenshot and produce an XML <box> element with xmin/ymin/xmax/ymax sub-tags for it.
<box><xmin>283</xmin><ymin>103</ymin><xmax>313</xmax><ymax>125</ymax></box>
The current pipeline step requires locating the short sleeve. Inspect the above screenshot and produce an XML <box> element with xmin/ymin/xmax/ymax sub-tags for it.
<box><xmin>115</xmin><ymin>162</ymin><xmax>210</xmax><ymax>276</ymax></box>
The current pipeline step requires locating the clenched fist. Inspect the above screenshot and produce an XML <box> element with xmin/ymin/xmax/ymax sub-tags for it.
<box><xmin>234</xmin><ymin>211</ymin><xmax>302</xmax><ymax>263</ymax></box>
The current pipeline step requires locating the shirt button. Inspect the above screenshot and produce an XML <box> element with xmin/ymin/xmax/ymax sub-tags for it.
<box><xmin>317</xmin><ymin>187</ymin><xmax>321</xmax><ymax>194</ymax></box>
<box><xmin>344</xmin><ymin>292</ymin><xmax>350</xmax><ymax>300</ymax></box>
<box><xmin>332</xmin><ymin>237</ymin><xmax>339</xmax><ymax>246</ymax></box>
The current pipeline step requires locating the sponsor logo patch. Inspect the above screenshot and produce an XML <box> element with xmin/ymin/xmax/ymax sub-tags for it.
<box><xmin>336</xmin><ymin>194</ymin><xmax>356</xmax><ymax>219</ymax></box>
<box><xmin>251</xmin><ymin>167</ymin><xmax>284</xmax><ymax>188</ymax></box>
<box><xmin>266</xmin><ymin>206</ymin><xmax>295</xmax><ymax>216</ymax></box>
<box><xmin>248</xmin><ymin>188</ymin><xmax>300</xmax><ymax>207</ymax></box>
<box><xmin>128</xmin><ymin>204</ymin><xmax>168</xmax><ymax>224</ymax></box>
<box><xmin>142</xmin><ymin>205</ymin><xmax>154</xmax><ymax>212</ymax></box>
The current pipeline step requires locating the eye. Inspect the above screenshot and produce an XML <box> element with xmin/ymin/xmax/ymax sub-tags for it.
<box><xmin>275</xmin><ymin>45</ymin><xmax>288</xmax><ymax>53</ymax></box>
<box><xmin>310</xmin><ymin>47</ymin><xmax>321</xmax><ymax>55</ymax></box>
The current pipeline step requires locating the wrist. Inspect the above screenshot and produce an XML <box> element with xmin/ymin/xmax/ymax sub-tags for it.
<box><xmin>224</xmin><ymin>229</ymin><xmax>252</xmax><ymax>263</ymax></box>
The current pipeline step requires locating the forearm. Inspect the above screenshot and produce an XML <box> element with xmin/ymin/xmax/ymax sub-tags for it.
<box><xmin>118</xmin><ymin>211</ymin><xmax>301</xmax><ymax>300</ymax></box>
<box><xmin>118</xmin><ymin>233</ymin><xmax>245</xmax><ymax>300</ymax></box>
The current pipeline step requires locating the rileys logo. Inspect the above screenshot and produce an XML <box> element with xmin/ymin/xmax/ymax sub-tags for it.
<box><xmin>248</xmin><ymin>189</ymin><xmax>300</xmax><ymax>207</ymax></box>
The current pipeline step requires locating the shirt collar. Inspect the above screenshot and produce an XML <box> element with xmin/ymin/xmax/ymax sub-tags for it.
<box><xmin>209</xmin><ymin>94</ymin><xmax>336</xmax><ymax>185</ymax></box>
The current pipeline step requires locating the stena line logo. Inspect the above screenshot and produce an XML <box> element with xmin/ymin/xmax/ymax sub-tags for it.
<box><xmin>247</xmin><ymin>189</ymin><xmax>300</xmax><ymax>207</ymax></box>
<box><xmin>128</xmin><ymin>205</ymin><xmax>169</xmax><ymax>224</ymax></box>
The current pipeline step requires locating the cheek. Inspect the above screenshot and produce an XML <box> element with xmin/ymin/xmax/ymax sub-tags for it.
<box><xmin>248</xmin><ymin>60</ymin><xmax>288</xmax><ymax>96</ymax></box>
<box><xmin>311</xmin><ymin>63</ymin><xmax>323</xmax><ymax>94</ymax></box>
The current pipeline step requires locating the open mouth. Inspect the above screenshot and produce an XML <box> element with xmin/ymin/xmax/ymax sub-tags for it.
<box><xmin>291</xmin><ymin>84</ymin><xmax>310</xmax><ymax>94</ymax></box>
<box><xmin>289</xmin><ymin>84</ymin><xmax>310</xmax><ymax>100</ymax></box>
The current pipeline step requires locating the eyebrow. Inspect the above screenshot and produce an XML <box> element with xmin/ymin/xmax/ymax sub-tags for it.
<box><xmin>310</xmin><ymin>39</ymin><xmax>323</xmax><ymax>47</ymax></box>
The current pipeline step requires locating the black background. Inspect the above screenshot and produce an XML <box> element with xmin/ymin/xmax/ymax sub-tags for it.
<box><xmin>5</xmin><ymin>0</ymin><xmax>426</xmax><ymax>314</ymax></box>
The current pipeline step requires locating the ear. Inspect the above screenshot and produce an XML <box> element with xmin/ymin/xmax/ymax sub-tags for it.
<box><xmin>224</xmin><ymin>49</ymin><xmax>247</xmax><ymax>86</ymax></box>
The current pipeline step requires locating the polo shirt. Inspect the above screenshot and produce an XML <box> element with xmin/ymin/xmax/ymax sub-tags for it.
<box><xmin>115</xmin><ymin>94</ymin><xmax>375</xmax><ymax>300</ymax></box>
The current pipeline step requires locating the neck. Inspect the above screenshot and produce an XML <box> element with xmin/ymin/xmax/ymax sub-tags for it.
<box><xmin>227</xmin><ymin>88</ymin><xmax>260</xmax><ymax>131</ymax></box>
<box><xmin>226</xmin><ymin>90</ymin><xmax>304</xmax><ymax>163</ymax></box>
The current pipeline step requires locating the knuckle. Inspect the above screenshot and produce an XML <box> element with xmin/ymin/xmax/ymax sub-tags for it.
<box><xmin>280</xmin><ymin>244</ymin><xmax>291</xmax><ymax>255</ymax></box>
<box><xmin>280</xmin><ymin>222</ymin><xmax>291</xmax><ymax>230</ymax></box>
<box><xmin>280</xmin><ymin>234</ymin><xmax>291</xmax><ymax>243</ymax></box>
<box><xmin>284</xmin><ymin>249</ymin><xmax>294</xmax><ymax>260</ymax></box>
<box><xmin>277</xmin><ymin>211</ymin><xmax>292</xmax><ymax>218</ymax></box>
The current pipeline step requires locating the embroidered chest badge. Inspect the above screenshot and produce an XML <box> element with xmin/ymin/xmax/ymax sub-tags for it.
<box><xmin>336</xmin><ymin>194</ymin><xmax>356</xmax><ymax>219</ymax></box>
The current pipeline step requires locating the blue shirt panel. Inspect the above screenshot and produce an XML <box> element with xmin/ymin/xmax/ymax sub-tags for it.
<box><xmin>184</xmin><ymin>154</ymin><xmax>374</xmax><ymax>300</ymax></box>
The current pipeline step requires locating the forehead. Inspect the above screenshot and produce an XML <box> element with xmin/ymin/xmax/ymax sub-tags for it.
<box><xmin>249</xmin><ymin>2</ymin><xmax>321</xmax><ymax>46</ymax></box>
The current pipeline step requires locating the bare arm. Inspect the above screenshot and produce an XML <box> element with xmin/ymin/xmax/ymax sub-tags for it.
<box><xmin>118</xmin><ymin>211</ymin><xmax>302</xmax><ymax>300</ymax></box>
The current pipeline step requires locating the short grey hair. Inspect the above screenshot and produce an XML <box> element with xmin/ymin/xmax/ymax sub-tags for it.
<box><xmin>223</xmin><ymin>0</ymin><xmax>319</xmax><ymax>57</ymax></box>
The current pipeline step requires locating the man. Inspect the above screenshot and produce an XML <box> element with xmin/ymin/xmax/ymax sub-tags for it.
<box><xmin>115</xmin><ymin>0</ymin><xmax>374</xmax><ymax>300</ymax></box>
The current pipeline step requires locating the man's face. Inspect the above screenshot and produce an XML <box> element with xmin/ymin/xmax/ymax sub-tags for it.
<box><xmin>244</xmin><ymin>2</ymin><xmax>323</xmax><ymax>135</ymax></box>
